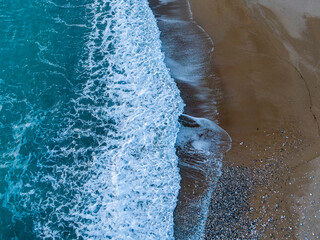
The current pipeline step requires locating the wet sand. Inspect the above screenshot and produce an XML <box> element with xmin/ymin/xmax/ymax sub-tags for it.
<box><xmin>149</xmin><ymin>1</ymin><xmax>231</xmax><ymax>238</ymax></box>
<box><xmin>188</xmin><ymin>0</ymin><xmax>320</xmax><ymax>238</ymax></box>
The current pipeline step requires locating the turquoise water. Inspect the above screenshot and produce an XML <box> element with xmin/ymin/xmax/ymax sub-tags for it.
<box><xmin>0</xmin><ymin>1</ymin><xmax>183</xmax><ymax>239</ymax></box>
<box><xmin>1</xmin><ymin>1</ymin><xmax>89</xmax><ymax>238</ymax></box>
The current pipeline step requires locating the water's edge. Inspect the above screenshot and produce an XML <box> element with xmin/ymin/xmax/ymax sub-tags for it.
<box><xmin>149</xmin><ymin>0</ymin><xmax>232</xmax><ymax>239</ymax></box>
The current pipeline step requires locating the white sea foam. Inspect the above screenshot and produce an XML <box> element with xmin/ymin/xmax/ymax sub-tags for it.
<box><xmin>31</xmin><ymin>0</ymin><xmax>183</xmax><ymax>239</ymax></box>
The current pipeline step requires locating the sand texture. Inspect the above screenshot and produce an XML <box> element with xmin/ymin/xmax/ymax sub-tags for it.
<box><xmin>188</xmin><ymin>0</ymin><xmax>320</xmax><ymax>238</ymax></box>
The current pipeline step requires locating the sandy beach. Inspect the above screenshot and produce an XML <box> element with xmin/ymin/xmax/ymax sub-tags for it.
<box><xmin>188</xmin><ymin>0</ymin><xmax>320</xmax><ymax>238</ymax></box>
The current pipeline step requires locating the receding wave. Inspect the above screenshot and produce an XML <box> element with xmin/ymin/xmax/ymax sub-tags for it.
<box><xmin>175</xmin><ymin>115</ymin><xmax>231</xmax><ymax>239</ymax></box>
<box><xmin>149</xmin><ymin>1</ymin><xmax>232</xmax><ymax>239</ymax></box>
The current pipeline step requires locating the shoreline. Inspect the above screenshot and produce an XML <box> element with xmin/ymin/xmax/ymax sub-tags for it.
<box><xmin>189</xmin><ymin>0</ymin><xmax>320</xmax><ymax>238</ymax></box>
<box><xmin>149</xmin><ymin>0</ymin><xmax>231</xmax><ymax>238</ymax></box>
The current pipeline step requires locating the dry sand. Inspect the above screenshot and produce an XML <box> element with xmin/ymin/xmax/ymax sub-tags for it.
<box><xmin>188</xmin><ymin>0</ymin><xmax>320</xmax><ymax>238</ymax></box>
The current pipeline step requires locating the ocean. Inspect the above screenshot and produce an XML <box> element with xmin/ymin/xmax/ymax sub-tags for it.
<box><xmin>0</xmin><ymin>0</ymin><xmax>230</xmax><ymax>239</ymax></box>
<box><xmin>0</xmin><ymin>0</ymin><xmax>183</xmax><ymax>239</ymax></box>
